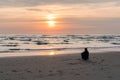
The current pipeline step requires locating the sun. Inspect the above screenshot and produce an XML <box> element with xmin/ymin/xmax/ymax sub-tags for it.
<box><xmin>46</xmin><ymin>14</ymin><xmax>57</xmax><ymax>27</ymax></box>
<box><xmin>47</xmin><ymin>14</ymin><xmax>56</xmax><ymax>20</ymax></box>
<box><xmin>47</xmin><ymin>21</ymin><xmax>56</xmax><ymax>27</ymax></box>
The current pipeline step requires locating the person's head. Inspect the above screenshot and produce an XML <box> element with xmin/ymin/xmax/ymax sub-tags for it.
<box><xmin>85</xmin><ymin>48</ymin><xmax>88</xmax><ymax>51</ymax></box>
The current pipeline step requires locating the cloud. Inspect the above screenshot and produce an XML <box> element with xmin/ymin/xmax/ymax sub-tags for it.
<box><xmin>26</xmin><ymin>8</ymin><xmax>54</xmax><ymax>13</ymax></box>
<box><xmin>26</xmin><ymin>8</ymin><xmax>43</xmax><ymax>11</ymax></box>
<box><xmin>0</xmin><ymin>0</ymin><xmax>119</xmax><ymax>7</ymax></box>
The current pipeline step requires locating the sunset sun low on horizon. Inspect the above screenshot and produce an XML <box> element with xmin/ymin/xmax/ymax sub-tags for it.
<box><xmin>47</xmin><ymin>20</ymin><xmax>56</xmax><ymax>27</ymax></box>
<box><xmin>46</xmin><ymin>14</ymin><xmax>57</xmax><ymax>28</ymax></box>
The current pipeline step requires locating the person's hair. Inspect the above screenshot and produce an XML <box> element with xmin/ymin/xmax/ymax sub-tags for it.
<box><xmin>85</xmin><ymin>48</ymin><xmax>87</xmax><ymax>50</ymax></box>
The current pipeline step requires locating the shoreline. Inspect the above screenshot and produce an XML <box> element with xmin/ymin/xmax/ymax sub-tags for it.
<box><xmin>0</xmin><ymin>49</ymin><xmax>120</xmax><ymax>58</ymax></box>
<box><xmin>0</xmin><ymin>51</ymin><xmax>120</xmax><ymax>80</ymax></box>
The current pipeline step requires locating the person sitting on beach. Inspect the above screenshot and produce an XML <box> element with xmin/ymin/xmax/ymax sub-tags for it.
<box><xmin>81</xmin><ymin>48</ymin><xmax>89</xmax><ymax>60</ymax></box>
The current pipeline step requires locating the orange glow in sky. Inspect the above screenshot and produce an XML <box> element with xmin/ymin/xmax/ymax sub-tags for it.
<box><xmin>0</xmin><ymin>2</ymin><xmax>120</xmax><ymax>34</ymax></box>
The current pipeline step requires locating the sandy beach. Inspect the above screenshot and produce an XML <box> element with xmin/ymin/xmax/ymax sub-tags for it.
<box><xmin>0</xmin><ymin>52</ymin><xmax>120</xmax><ymax>80</ymax></box>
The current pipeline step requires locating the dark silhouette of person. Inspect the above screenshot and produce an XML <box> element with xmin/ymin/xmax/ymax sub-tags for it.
<box><xmin>81</xmin><ymin>48</ymin><xmax>89</xmax><ymax>60</ymax></box>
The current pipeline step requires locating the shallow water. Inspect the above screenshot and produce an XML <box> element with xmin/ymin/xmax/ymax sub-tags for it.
<box><xmin>0</xmin><ymin>34</ymin><xmax>120</xmax><ymax>56</ymax></box>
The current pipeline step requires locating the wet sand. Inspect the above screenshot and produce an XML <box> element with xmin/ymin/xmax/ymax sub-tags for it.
<box><xmin>0</xmin><ymin>52</ymin><xmax>120</xmax><ymax>80</ymax></box>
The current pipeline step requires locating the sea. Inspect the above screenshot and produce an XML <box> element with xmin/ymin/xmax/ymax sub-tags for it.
<box><xmin>0</xmin><ymin>34</ymin><xmax>120</xmax><ymax>57</ymax></box>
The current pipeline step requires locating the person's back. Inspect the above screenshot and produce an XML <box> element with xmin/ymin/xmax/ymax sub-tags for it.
<box><xmin>81</xmin><ymin>48</ymin><xmax>89</xmax><ymax>60</ymax></box>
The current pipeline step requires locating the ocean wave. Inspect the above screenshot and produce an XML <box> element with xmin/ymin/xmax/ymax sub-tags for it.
<box><xmin>0</xmin><ymin>34</ymin><xmax>120</xmax><ymax>53</ymax></box>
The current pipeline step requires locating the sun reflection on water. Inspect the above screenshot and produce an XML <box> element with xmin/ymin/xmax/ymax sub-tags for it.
<box><xmin>49</xmin><ymin>50</ymin><xmax>56</xmax><ymax>55</ymax></box>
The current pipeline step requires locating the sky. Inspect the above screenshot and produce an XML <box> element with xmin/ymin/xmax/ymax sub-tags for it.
<box><xmin>0</xmin><ymin>0</ymin><xmax>120</xmax><ymax>34</ymax></box>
